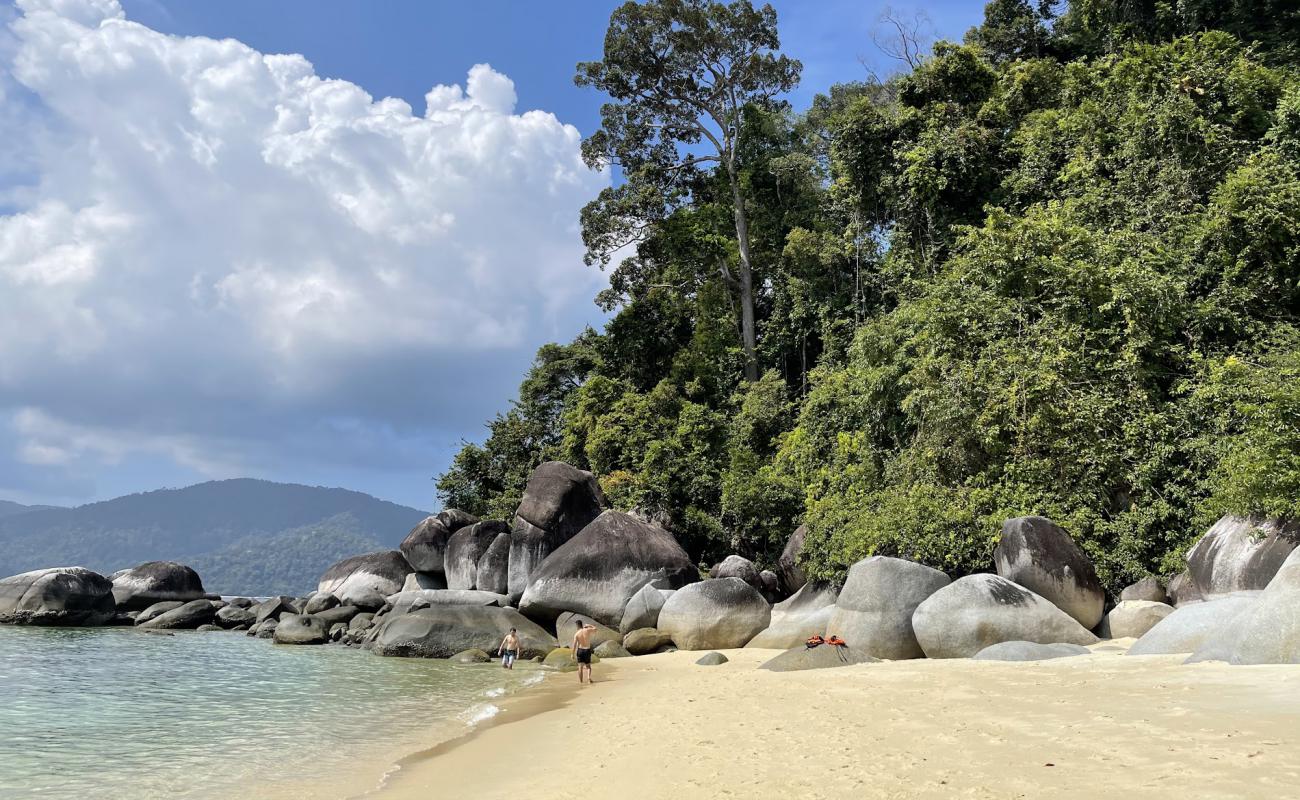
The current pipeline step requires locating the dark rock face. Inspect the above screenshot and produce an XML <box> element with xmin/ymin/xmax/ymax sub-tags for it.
<box><xmin>1120</xmin><ymin>577</ymin><xmax>1168</xmax><ymax>604</ymax></box>
<box><xmin>708</xmin><ymin>555</ymin><xmax>762</xmax><ymax>589</ymax></box>
<box><xmin>518</xmin><ymin>510</ymin><xmax>697</xmax><ymax>628</ymax></box>
<box><xmin>402</xmin><ymin>572</ymin><xmax>447</xmax><ymax>592</ymax></box>
<box><xmin>253</xmin><ymin>618</ymin><xmax>279</xmax><ymax>639</ymax></box>
<box><xmin>304</xmin><ymin>593</ymin><xmax>339</xmax><ymax>615</ymax></box>
<box><xmin>274</xmin><ymin>614</ymin><xmax>330</xmax><ymax>645</ymax></box>
<box><xmin>746</xmin><ymin>580</ymin><xmax>840</xmax><ymax>650</ymax></box>
<box><xmin>695</xmin><ymin>652</ymin><xmax>729</xmax><ymax>666</ymax></box>
<box><xmin>215</xmin><ymin>604</ymin><xmax>257</xmax><ymax>629</ymax></box>
<box><xmin>1166</xmin><ymin>571</ymin><xmax>1201</xmax><ymax>606</ymax></box>
<box><xmin>475</xmin><ymin>532</ymin><xmax>511</xmax><ymax>595</ymax></box>
<box><xmin>137</xmin><ymin>599</ymin><xmax>219</xmax><ymax>630</ymax></box>
<box><xmin>911</xmin><ymin>574</ymin><xmax>1099</xmax><ymax>658</ymax></box>
<box><xmin>619</xmin><ymin>584</ymin><xmax>675</xmax><ymax>634</ymax></box>
<box><xmin>399</xmin><ymin>510</ymin><xmax>479</xmax><ymax>575</ymax></box>
<box><xmin>994</xmin><ymin>517</ymin><xmax>1104</xmax><ymax>629</ymax></box>
<box><xmin>317</xmin><ymin>551</ymin><xmax>412</xmax><ymax>610</ymax></box>
<box><xmin>446</xmin><ymin>522</ymin><xmax>509</xmax><ymax>591</ymax></box>
<box><xmin>371</xmin><ymin>605</ymin><xmax>556</xmax><ymax>659</ymax></box>
<box><xmin>0</xmin><ymin>567</ymin><xmax>117</xmax><ymax>626</ymax></box>
<box><xmin>826</xmin><ymin>557</ymin><xmax>950</xmax><ymax>659</ymax></box>
<box><xmin>759</xmin><ymin>644</ymin><xmax>879</xmax><ymax>672</ymax></box>
<box><xmin>1128</xmin><ymin>593</ymin><xmax>1260</xmax><ymax>656</ymax></box>
<box><xmin>110</xmin><ymin>561</ymin><xmax>206</xmax><ymax>610</ymax></box>
<box><xmin>972</xmin><ymin>641</ymin><xmax>1092</xmax><ymax>661</ymax></box>
<box><xmin>758</xmin><ymin>570</ymin><xmax>781</xmax><ymax>601</ymax></box>
<box><xmin>1186</xmin><ymin>515</ymin><xmax>1300</xmax><ymax>598</ymax></box>
<box><xmin>135</xmin><ymin>600</ymin><xmax>185</xmax><ymax>625</ymax></box>
<box><xmin>254</xmin><ymin>596</ymin><xmax>294</xmax><ymax>624</ymax></box>
<box><xmin>657</xmin><ymin>578</ymin><xmax>771</xmax><ymax>650</ymax></box>
<box><xmin>349</xmin><ymin>612</ymin><xmax>375</xmax><ymax>631</ymax></box>
<box><xmin>622</xmin><ymin>627</ymin><xmax>673</xmax><ymax>655</ymax></box>
<box><xmin>777</xmin><ymin>525</ymin><xmax>808</xmax><ymax>594</ymax></box>
<box><xmin>312</xmin><ymin>605</ymin><xmax>361</xmax><ymax>627</ymax></box>
<box><xmin>507</xmin><ymin>462</ymin><xmax>607</xmax><ymax>602</ymax></box>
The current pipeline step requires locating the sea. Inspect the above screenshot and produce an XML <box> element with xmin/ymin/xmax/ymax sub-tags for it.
<box><xmin>0</xmin><ymin>624</ymin><xmax>543</xmax><ymax>799</ymax></box>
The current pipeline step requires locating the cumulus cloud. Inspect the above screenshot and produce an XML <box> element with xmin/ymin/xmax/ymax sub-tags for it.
<box><xmin>0</xmin><ymin>0</ymin><xmax>607</xmax><ymax>504</ymax></box>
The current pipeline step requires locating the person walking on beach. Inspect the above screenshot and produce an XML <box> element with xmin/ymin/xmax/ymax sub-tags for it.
<box><xmin>497</xmin><ymin>628</ymin><xmax>520</xmax><ymax>670</ymax></box>
<box><xmin>572</xmin><ymin>619</ymin><xmax>596</xmax><ymax>684</ymax></box>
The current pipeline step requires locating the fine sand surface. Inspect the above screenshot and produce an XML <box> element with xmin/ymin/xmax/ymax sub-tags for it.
<box><xmin>369</xmin><ymin>642</ymin><xmax>1300</xmax><ymax>800</ymax></box>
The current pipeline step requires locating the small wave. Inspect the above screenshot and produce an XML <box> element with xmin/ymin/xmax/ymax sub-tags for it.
<box><xmin>461</xmin><ymin>703</ymin><xmax>500</xmax><ymax>726</ymax></box>
<box><xmin>484</xmin><ymin>687</ymin><xmax>506</xmax><ymax>698</ymax></box>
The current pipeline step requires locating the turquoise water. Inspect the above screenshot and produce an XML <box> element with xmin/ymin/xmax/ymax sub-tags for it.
<box><xmin>0</xmin><ymin>626</ymin><xmax>541</xmax><ymax>799</ymax></box>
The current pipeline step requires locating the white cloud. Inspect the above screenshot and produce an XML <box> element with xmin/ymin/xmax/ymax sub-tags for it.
<box><xmin>0</xmin><ymin>0</ymin><xmax>608</xmax><ymax>501</ymax></box>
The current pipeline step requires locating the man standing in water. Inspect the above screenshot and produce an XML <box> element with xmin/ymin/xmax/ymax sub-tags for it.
<box><xmin>572</xmin><ymin>618</ymin><xmax>596</xmax><ymax>684</ymax></box>
<box><xmin>497</xmin><ymin>628</ymin><xmax>519</xmax><ymax>670</ymax></box>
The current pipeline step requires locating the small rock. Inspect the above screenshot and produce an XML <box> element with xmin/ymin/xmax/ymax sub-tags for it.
<box><xmin>695</xmin><ymin>652</ymin><xmax>728</xmax><ymax>666</ymax></box>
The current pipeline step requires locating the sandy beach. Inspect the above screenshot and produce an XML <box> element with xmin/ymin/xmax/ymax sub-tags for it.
<box><xmin>372</xmin><ymin>644</ymin><xmax>1300</xmax><ymax>800</ymax></box>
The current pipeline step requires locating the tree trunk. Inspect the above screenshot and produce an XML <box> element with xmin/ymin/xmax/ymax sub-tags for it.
<box><xmin>729</xmin><ymin>170</ymin><xmax>759</xmax><ymax>382</ymax></box>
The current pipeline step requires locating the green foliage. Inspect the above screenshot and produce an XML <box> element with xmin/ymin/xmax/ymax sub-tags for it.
<box><xmin>440</xmin><ymin>3</ymin><xmax>1300</xmax><ymax>593</ymax></box>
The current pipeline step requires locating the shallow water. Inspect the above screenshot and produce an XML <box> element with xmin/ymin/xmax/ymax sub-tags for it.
<box><xmin>0</xmin><ymin>625</ymin><xmax>540</xmax><ymax>799</ymax></box>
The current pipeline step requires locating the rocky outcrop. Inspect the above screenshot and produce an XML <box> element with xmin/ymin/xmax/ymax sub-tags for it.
<box><xmin>372</xmin><ymin>606</ymin><xmax>555</xmax><ymax>659</ymax></box>
<box><xmin>1097</xmin><ymin>600</ymin><xmax>1174</xmax><ymax>639</ymax></box>
<box><xmin>708</xmin><ymin>555</ymin><xmax>762</xmax><ymax>589</ymax></box>
<box><xmin>386</xmin><ymin>589</ymin><xmax>508</xmax><ymax>616</ymax></box>
<box><xmin>402</xmin><ymin>572</ymin><xmax>448</xmax><ymax>592</ymax></box>
<box><xmin>618</xmin><ymin>584</ymin><xmax>675</xmax><ymax>634</ymax></box>
<box><xmin>826</xmin><ymin>557</ymin><xmax>950</xmax><ymax>659</ymax></box>
<box><xmin>623</xmin><ymin>627</ymin><xmax>673</xmax><ymax>655</ymax></box>
<box><xmin>274</xmin><ymin>614</ymin><xmax>330</xmax><ymax>645</ymax></box>
<box><xmin>304</xmin><ymin>592</ymin><xmax>339</xmax><ymax>615</ymax></box>
<box><xmin>695</xmin><ymin>652</ymin><xmax>728</xmax><ymax>665</ymax></box>
<box><xmin>137</xmin><ymin>599</ymin><xmax>219</xmax><ymax>630</ymax></box>
<box><xmin>317</xmin><ymin>551</ymin><xmax>413</xmax><ymax>610</ymax></box>
<box><xmin>994</xmin><ymin>517</ymin><xmax>1104</xmax><ymax>629</ymax></box>
<box><xmin>972</xmin><ymin>641</ymin><xmax>1091</xmax><ymax>661</ymax></box>
<box><xmin>475</xmin><ymin>531</ymin><xmax>511</xmax><ymax>595</ymax></box>
<box><xmin>110</xmin><ymin>561</ymin><xmax>206</xmax><ymax>610</ymax></box>
<box><xmin>554</xmin><ymin>611</ymin><xmax>620</xmax><ymax>649</ymax></box>
<box><xmin>399</xmin><ymin>510</ymin><xmax>479</xmax><ymax>575</ymax></box>
<box><xmin>1120</xmin><ymin>577</ymin><xmax>1167</xmax><ymax>604</ymax></box>
<box><xmin>657</xmin><ymin>578</ymin><xmax>771</xmax><ymax>650</ymax></box>
<box><xmin>134</xmin><ymin>600</ymin><xmax>184</xmax><ymax>625</ymax></box>
<box><xmin>1166</xmin><ymin>571</ymin><xmax>1200</xmax><ymax>605</ymax></box>
<box><xmin>594</xmin><ymin>640</ymin><xmax>631</xmax><ymax>658</ymax></box>
<box><xmin>253</xmin><ymin>596</ymin><xmax>294</xmax><ymax>624</ymax></box>
<box><xmin>518</xmin><ymin>510</ymin><xmax>696</xmax><ymax>628</ymax></box>
<box><xmin>776</xmin><ymin>525</ymin><xmax>808</xmax><ymax>594</ymax></box>
<box><xmin>1186</xmin><ymin>515</ymin><xmax>1300</xmax><ymax>598</ymax></box>
<box><xmin>507</xmin><ymin>462</ymin><xmax>607</xmax><ymax>602</ymax></box>
<box><xmin>759</xmin><ymin>570</ymin><xmax>781</xmax><ymax>600</ymax></box>
<box><xmin>0</xmin><ymin>567</ymin><xmax>116</xmax><ymax>626</ymax></box>
<box><xmin>912</xmin><ymin>574</ymin><xmax>1099</xmax><ymax>658</ymax></box>
<box><xmin>446</xmin><ymin>521</ymin><xmax>509</xmax><ymax>591</ymax></box>
<box><xmin>215</xmin><ymin>604</ymin><xmax>257</xmax><ymax>629</ymax></box>
<box><xmin>1127</xmin><ymin>593</ymin><xmax>1259</xmax><ymax>656</ymax></box>
<box><xmin>745</xmin><ymin>580</ymin><xmax>839</xmax><ymax>650</ymax></box>
<box><xmin>1190</xmin><ymin>550</ymin><xmax>1300</xmax><ymax>664</ymax></box>
<box><xmin>758</xmin><ymin>644</ymin><xmax>879</xmax><ymax>672</ymax></box>
<box><xmin>313</xmin><ymin>605</ymin><xmax>361</xmax><ymax>627</ymax></box>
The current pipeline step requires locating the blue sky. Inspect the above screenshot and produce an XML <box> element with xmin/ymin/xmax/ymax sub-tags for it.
<box><xmin>0</xmin><ymin>0</ymin><xmax>984</xmax><ymax>512</ymax></box>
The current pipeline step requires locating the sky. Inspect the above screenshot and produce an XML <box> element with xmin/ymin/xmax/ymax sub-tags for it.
<box><xmin>0</xmin><ymin>0</ymin><xmax>984</xmax><ymax>511</ymax></box>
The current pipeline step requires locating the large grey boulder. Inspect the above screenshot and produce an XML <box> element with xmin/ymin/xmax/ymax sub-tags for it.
<box><xmin>303</xmin><ymin>592</ymin><xmax>339</xmax><ymax>615</ymax></box>
<box><xmin>402</xmin><ymin>572</ymin><xmax>447</xmax><ymax>592</ymax></box>
<box><xmin>973</xmin><ymin>641</ymin><xmax>1091</xmax><ymax>661</ymax></box>
<box><xmin>554</xmin><ymin>611</ymin><xmax>620</xmax><ymax>649</ymax></box>
<box><xmin>134</xmin><ymin>600</ymin><xmax>184</xmax><ymax>625</ymax></box>
<box><xmin>594</xmin><ymin>640</ymin><xmax>632</xmax><ymax>658</ymax></box>
<box><xmin>912</xmin><ymin>574</ymin><xmax>1099</xmax><ymax>658</ymax></box>
<box><xmin>137</xmin><ymin>599</ymin><xmax>219</xmax><ymax>630</ymax></box>
<box><xmin>507</xmin><ymin>462</ymin><xmax>607</xmax><ymax>602</ymax></box>
<box><xmin>623</xmin><ymin>627</ymin><xmax>673</xmax><ymax>655</ymax></box>
<box><xmin>1120</xmin><ymin>577</ymin><xmax>1167</xmax><ymax>604</ymax></box>
<box><xmin>708</xmin><ymin>555</ymin><xmax>762</xmax><ymax>589</ymax></box>
<box><xmin>0</xmin><ymin>567</ymin><xmax>116</xmax><ymax>626</ymax></box>
<box><xmin>386</xmin><ymin>589</ymin><xmax>508</xmax><ymax>616</ymax></box>
<box><xmin>475</xmin><ymin>531</ymin><xmax>511</xmax><ymax>595</ymax></box>
<box><xmin>776</xmin><ymin>525</ymin><xmax>808</xmax><ymax>594</ymax></box>
<box><xmin>253</xmin><ymin>596</ymin><xmax>294</xmax><ymax>624</ymax></box>
<box><xmin>399</xmin><ymin>510</ymin><xmax>479</xmax><ymax>575</ymax></box>
<box><xmin>826</xmin><ymin>557</ymin><xmax>950</xmax><ymax>659</ymax></box>
<box><xmin>1097</xmin><ymin>600</ymin><xmax>1174</xmax><ymax>639</ymax></box>
<box><xmin>1127</xmin><ymin>593</ymin><xmax>1259</xmax><ymax>655</ymax></box>
<box><xmin>372</xmin><ymin>606</ymin><xmax>556</xmax><ymax>659</ymax></box>
<box><xmin>759</xmin><ymin>644</ymin><xmax>879</xmax><ymax>672</ymax></box>
<box><xmin>317</xmin><ymin>551</ymin><xmax>412</xmax><ymax>610</ymax></box>
<box><xmin>215</xmin><ymin>604</ymin><xmax>258</xmax><ymax>629</ymax></box>
<box><xmin>110</xmin><ymin>561</ymin><xmax>206</xmax><ymax>610</ymax></box>
<box><xmin>1166</xmin><ymin>571</ymin><xmax>1201</xmax><ymax>606</ymax></box>
<box><xmin>274</xmin><ymin>614</ymin><xmax>330</xmax><ymax>645</ymax></box>
<box><xmin>618</xmin><ymin>584</ymin><xmax>675</xmax><ymax>634</ymax></box>
<box><xmin>313</xmin><ymin>605</ymin><xmax>361</xmax><ymax>627</ymax></box>
<box><xmin>1192</xmin><ymin>550</ymin><xmax>1300</xmax><ymax>664</ymax></box>
<box><xmin>1186</xmin><ymin>515</ymin><xmax>1300</xmax><ymax>598</ymax></box>
<box><xmin>658</xmin><ymin>578</ymin><xmax>771</xmax><ymax>650</ymax></box>
<box><xmin>446</xmin><ymin>521</ymin><xmax>509</xmax><ymax>590</ymax></box>
<box><xmin>518</xmin><ymin>510</ymin><xmax>696</xmax><ymax>628</ymax></box>
<box><xmin>994</xmin><ymin>517</ymin><xmax>1104</xmax><ymax>629</ymax></box>
<box><xmin>746</xmin><ymin>580</ymin><xmax>839</xmax><ymax>650</ymax></box>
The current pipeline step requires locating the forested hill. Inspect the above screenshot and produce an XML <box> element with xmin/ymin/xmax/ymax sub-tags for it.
<box><xmin>438</xmin><ymin>0</ymin><xmax>1300</xmax><ymax>595</ymax></box>
<box><xmin>0</xmin><ymin>480</ymin><xmax>428</xmax><ymax>595</ymax></box>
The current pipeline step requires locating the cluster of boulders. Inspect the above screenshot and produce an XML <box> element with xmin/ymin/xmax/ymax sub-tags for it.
<box><xmin>5</xmin><ymin>462</ymin><xmax>1300</xmax><ymax>671</ymax></box>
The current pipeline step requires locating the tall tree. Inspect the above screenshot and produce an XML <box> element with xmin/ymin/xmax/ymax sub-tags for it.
<box><xmin>576</xmin><ymin>0</ymin><xmax>801</xmax><ymax>381</ymax></box>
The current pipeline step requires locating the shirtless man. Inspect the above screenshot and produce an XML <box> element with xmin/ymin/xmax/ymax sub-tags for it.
<box><xmin>497</xmin><ymin>628</ymin><xmax>520</xmax><ymax>670</ymax></box>
<box><xmin>571</xmin><ymin>619</ymin><xmax>597</xmax><ymax>684</ymax></box>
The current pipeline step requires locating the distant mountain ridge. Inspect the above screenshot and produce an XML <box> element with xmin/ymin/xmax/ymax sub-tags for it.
<box><xmin>0</xmin><ymin>479</ymin><xmax>430</xmax><ymax>595</ymax></box>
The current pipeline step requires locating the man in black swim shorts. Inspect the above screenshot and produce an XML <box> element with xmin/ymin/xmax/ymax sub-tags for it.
<box><xmin>572</xmin><ymin>618</ymin><xmax>596</xmax><ymax>684</ymax></box>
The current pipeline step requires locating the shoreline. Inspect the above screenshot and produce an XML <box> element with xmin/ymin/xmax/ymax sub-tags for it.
<box><xmin>360</xmin><ymin>645</ymin><xmax>1300</xmax><ymax>800</ymax></box>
